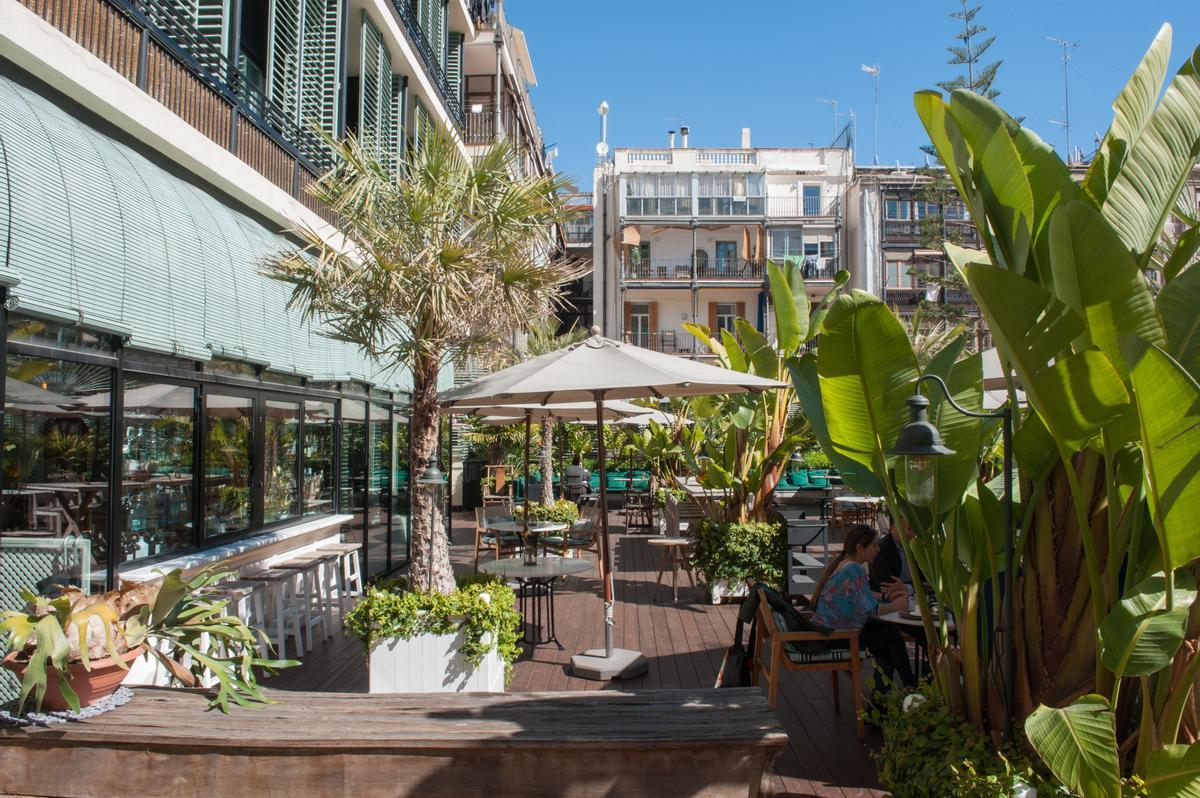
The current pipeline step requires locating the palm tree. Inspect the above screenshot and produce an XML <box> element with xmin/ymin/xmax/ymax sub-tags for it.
<box><xmin>269</xmin><ymin>124</ymin><xmax>584</xmax><ymax>594</ymax></box>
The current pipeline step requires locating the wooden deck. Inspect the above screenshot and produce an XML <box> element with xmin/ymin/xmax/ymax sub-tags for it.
<box><xmin>268</xmin><ymin>513</ymin><xmax>885</xmax><ymax>798</ymax></box>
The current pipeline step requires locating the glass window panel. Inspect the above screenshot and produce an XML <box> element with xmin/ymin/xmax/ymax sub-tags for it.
<box><xmin>120</xmin><ymin>380</ymin><xmax>194</xmax><ymax>564</ymax></box>
<box><xmin>204</xmin><ymin>394</ymin><xmax>253</xmax><ymax>538</ymax></box>
<box><xmin>303</xmin><ymin>400</ymin><xmax>335</xmax><ymax>516</ymax></box>
<box><xmin>2</xmin><ymin>355</ymin><xmax>112</xmax><ymax>601</ymax></box>
<box><xmin>340</xmin><ymin>401</ymin><xmax>369</xmax><ymax>571</ymax></box>
<box><xmin>745</xmin><ymin>174</ymin><xmax>764</xmax><ymax>195</ymax></box>
<box><xmin>264</xmin><ymin>400</ymin><xmax>300</xmax><ymax>524</ymax></box>
<box><xmin>367</xmin><ymin>403</ymin><xmax>390</xmax><ymax>574</ymax></box>
<box><xmin>391</xmin><ymin>411</ymin><xmax>410</xmax><ymax>566</ymax></box>
<box><xmin>715</xmin><ymin>303</ymin><xmax>738</xmax><ymax>333</ymax></box>
<box><xmin>6</xmin><ymin>316</ymin><xmax>112</xmax><ymax>354</ymax></box>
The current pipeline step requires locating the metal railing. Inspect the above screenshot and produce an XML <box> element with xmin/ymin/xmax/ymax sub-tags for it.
<box><xmin>767</xmin><ymin>196</ymin><xmax>838</xmax><ymax>217</ymax></box>
<box><xmin>621</xmin><ymin>330</ymin><xmax>698</xmax><ymax>355</ymax></box>
<box><xmin>884</xmin><ymin>219</ymin><xmax>980</xmax><ymax>244</ymax></box>
<box><xmin>563</xmin><ymin>222</ymin><xmax>593</xmax><ymax>245</ymax></box>
<box><xmin>884</xmin><ymin>287</ymin><xmax>924</xmax><ymax>308</ymax></box>
<box><xmin>389</xmin><ymin>0</ymin><xmax>464</xmax><ymax>129</ymax></box>
<box><xmin>621</xmin><ymin>258</ymin><xmax>693</xmax><ymax>281</ymax></box>
<box><xmin>696</xmin><ymin>259</ymin><xmax>765</xmax><ymax>281</ymax></box>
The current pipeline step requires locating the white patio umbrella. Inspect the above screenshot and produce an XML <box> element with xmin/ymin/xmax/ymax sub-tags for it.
<box><xmin>441</xmin><ymin>328</ymin><xmax>787</xmax><ymax>680</ymax></box>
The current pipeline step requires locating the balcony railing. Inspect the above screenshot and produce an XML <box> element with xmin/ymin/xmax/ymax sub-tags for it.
<box><xmin>563</xmin><ymin>222</ymin><xmax>593</xmax><ymax>245</ymax></box>
<box><xmin>884</xmin><ymin>287</ymin><xmax>924</xmax><ymax>308</ymax></box>
<box><xmin>884</xmin><ymin>219</ymin><xmax>980</xmax><ymax>244</ymax></box>
<box><xmin>622</xmin><ymin>258</ymin><xmax>693</xmax><ymax>281</ymax></box>
<box><xmin>389</xmin><ymin>0</ymin><xmax>464</xmax><ymax>129</ymax></box>
<box><xmin>696</xmin><ymin>259</ymin><xmax>765</xmax><ymax>281</ymax></box>
<box><xmin>622</xmin><ymin>330</ymin><xmax>699</xmax><ymax>355</ymax></box>
<box><xmin>767</xmin><ymin>196</ymin><xmax>838</xmax><ymax>218</ymax></box>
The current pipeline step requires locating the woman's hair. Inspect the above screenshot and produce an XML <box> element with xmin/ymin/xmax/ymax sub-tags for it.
<box><xmin>811</xmin><ymin>525</ymin><xmax>880</xmax><ymax>611</ymax></box>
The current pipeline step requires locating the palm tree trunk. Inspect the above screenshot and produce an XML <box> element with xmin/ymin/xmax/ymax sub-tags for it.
<box><xmin>540</xmin><ymin>419</ymin><xmax>554</xmax><ymax>504</ymax></box>
<box><xmin>407</xmin><ymin>353</ymin><xmax>455</xmax><ymax>595</ymax></box>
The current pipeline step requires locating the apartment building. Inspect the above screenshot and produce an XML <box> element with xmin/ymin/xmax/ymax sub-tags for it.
<box><xmin>0</xmin><ymin>0</ymin><xmax>552</xmax><ymax>621</ymax></box>
<box><xmin>592</xmin><ymin>128</ymin><xmax>855</xmax><ymax>356</ymax></box>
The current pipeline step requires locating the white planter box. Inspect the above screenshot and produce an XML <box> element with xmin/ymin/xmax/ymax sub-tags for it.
<box><xmin>708</xmin><ymin>579</ymin><xmax>750</xmax><ymax>605</ymax></box>
<box><xmin>369</xmin><ymin>628</ymin><xmax>505</xmax><ymax>693</ymax></box>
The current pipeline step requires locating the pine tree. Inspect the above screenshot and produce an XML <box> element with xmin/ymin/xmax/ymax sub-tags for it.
<box><xmin>937</xmin><ymin>1</ymin><xmax>1002</xmax><ymax>99</ymax></box>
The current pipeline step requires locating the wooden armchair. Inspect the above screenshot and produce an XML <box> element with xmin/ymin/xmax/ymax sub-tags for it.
<box><xmin>750</xmin><ymin>587</ymin><xmax>865</xmax><ymax>739</ymax></box>
<box><xmin>473</xmin><ymin>507</ymin><xmax>521</xmax><ymax>572</ymax></box>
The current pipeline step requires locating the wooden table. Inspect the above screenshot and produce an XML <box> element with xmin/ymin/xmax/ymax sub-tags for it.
<box><xmin>647</xmin><ymin>536</ymin><xmax>696</xmax><ymax>603</ymax></box>
<box><xmin>0</xmin><ymin>687</ymin><xmax>786</xmax><ymax>797</ymax></box>
<box><xmin>879</xmin><ymin>600</ymin><xmax>956</xmax><ymax>676</ymax></box>
<box><xmin>831</xmin><ymin>495</ymin><xmax>884</xmax><ymax>528</ymax></box>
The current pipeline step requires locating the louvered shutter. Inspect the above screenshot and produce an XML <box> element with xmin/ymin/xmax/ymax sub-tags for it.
<box><xmin>268</xmin><ymin>0</ymin><xmax>341</xmax><ymax>147</ymax></box>
<box><xmin>446</xmin><ymin>32</ymin><xmax>463</xmax><ymax>109</ymax></box>
<box><xmin>144</xmin><ymin>0</ymin><xmax>229</xmax><ymax>81</ymax></box>
<box><xmin>388</xmin><ymin>77</ymin><xmax>407</xmax><ymax>173</ymax></box>
<box><xmin>358</xmin><ymin>14</ymin><xmax>386</xmax><ymax>151</ymax></box>
<box><xmin>707</xmin><ymin>303</ymin><xmax>717</xmax><ymax>331</ymax></box>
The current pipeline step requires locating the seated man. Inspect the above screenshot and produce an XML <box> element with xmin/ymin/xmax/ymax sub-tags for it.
<box><xmin>869</xmin><ymin>518</ymin><xmax>916</xmax><ymax>601</ymax></box>
<box><xmin>563</xmin><ymin>457</ymin><xmax>591</xmax><ymax>499</ymax></box>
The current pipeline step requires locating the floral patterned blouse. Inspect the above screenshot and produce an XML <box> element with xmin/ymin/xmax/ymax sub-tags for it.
<box><xmin>813</xmin><ymin>561</ymin><xmax>879</xmax><ymax>630</ymax></box>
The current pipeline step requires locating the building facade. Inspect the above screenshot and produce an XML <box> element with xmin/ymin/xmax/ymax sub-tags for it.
<box><xmin>592</xmin><ymin>129</ymin><xmax>855</xmax><ymax>355</ymax></box>
<box><xmin>0</xmin><ymin>0</ymin><xmax>552</xmax><ymax>648</ymax></box>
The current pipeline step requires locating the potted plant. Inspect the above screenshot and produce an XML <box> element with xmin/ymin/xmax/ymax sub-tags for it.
<box><xmin>510</xmin><ymin>499</ymin><xmax>579</xmax><ymax>526</ymax></box>
<box><xmin>344</xmin><ymin>575</ymin><xmax>521</xmax><ymax>693</ymax></box>
<box><xmin>692</xmin><ymin>520</ymin><xmax>786</xmax><ymax>604</ymax></box>
<box><xmin>1</xmin><ymin>567</ymin><xmax>295</xmax><ymax>713</ymax></box>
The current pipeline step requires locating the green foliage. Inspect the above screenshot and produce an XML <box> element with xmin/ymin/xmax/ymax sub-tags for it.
<box><xmin>653</xmin><ymin>486</ymin><xmax>688</xmax><ymax>509</ymax></box>
<box><xmin>872</xmin><ymin>686</ymin><xmax>1051</xmax><ymax>798</ymax></box>
<box><xmin>343</xmin><ymin>575</ymin><xmax>522</xmax><ymax>683</ymax></box>
<box><xmin>511</xmin><ymin>499</ymin><xmax>579</xmax><ymax>525</ymax></box>
<box><xmin>937</xmin><ymin>2</ymin><xmax>1003</xmax><ymax>99</ymax></box>
<box><xmin>691</xmin><ymin>520</ymin><xmax>785</xmax><ymax>588</ymax></box>
<box><xmin>1</xmin><ymin>567</ymin><xmax>295</xmax><ymax>713</ymax></box>
<box><xmin>1025</xmin><ymin>695</ymin><xmax>1123</xmax><ymax>798</ymax></box>
<box><xmin>796</xmin><ymin>448</ymin><xmax>831</xmax><ymax>470</ymax></box>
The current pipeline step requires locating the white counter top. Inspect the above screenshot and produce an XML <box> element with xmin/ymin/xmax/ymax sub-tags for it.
<box><xmin>119</xmin><ymin>514</ymin><xmax>355</xmax><ymax>582</ymax></box>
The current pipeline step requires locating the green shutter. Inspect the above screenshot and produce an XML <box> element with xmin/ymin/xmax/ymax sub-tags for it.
<box><xmin>360</xmin><ymin>14</ymin><xmax>404</xmax><ymax>173</ymax></box>
<box><xmin>193</xmin><ymin>0</ymin><xmax>230</xmax><ymax>77</ymax></box>
<box><xmin>268</xmin><ymin>0</ymin><xmax>340</xmax><ymax>142</ymax></box>
<box><xmin>389</xmin><ymin>77</ymin><xmax>406</xmax><ymax>172</ymax></box>
<box><xmin>446</xmin><ymin>31</ymin><xmax>463</xmax><ymax>108</ymax></box>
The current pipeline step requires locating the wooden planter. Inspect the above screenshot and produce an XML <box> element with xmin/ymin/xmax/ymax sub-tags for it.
<box><xmin>707</xmin><ymin>579</ymin><xmax>751</xmax><ymax>605</ymax></box>
<box><xmin>369</xmin><ymin>628</ymin><xmax>505</xmax><ymax>694</ymax></box>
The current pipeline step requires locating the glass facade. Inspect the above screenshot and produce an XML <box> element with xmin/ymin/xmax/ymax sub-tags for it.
<box><xmin>0</xmin><ymin>314</ymin><xmax>415</xmax><ymax>604</ymax></box>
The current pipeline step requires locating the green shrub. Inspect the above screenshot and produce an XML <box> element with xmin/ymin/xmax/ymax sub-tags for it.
<box><xmin>799</xmin><ymin>448</ymin><xmax>831</xmax><ymax>470</ymax></box>
<box><xmin>653</xmin><ymin>486</ymin><xmax>688</xmax><ymax>508</ymax></box>
<box><xmin>511</xmin><ymin>499</ymin><xmax>579</xmax><ymax>524</ymax></box>
<box><xmin>871</xmin><ymin>684</ymin><xmax>1055</xmax><ymax>798</ymax></box>
<box><xmin>692</xmin><ymin>520</ymin><xmax>785</xmax><ymax>587</ymax></box>
<box><xmin>343</xmin><ymin>574</ymin><xmax>522</xmax><ymax>684</ymax></box>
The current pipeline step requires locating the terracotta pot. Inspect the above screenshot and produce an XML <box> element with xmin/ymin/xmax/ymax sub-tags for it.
<box><xmin>3</xmin><ymin>647</ymin><xmax>144</xmax><ymax>711</ymax></box>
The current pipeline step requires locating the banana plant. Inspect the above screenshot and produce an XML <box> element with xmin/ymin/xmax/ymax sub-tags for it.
<box><xmin>680</xmin><ymin>260</ymin><xmax>847</xmax><ymax>522</ymax></box>
<box><xmin>908</xmin><ymin>21</ymin><xmax>1200</xmax><ymax>775</ymax></box>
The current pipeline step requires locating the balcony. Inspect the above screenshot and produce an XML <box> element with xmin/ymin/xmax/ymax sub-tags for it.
<box><xmin>884</xmin><ymin>286</ymin><xmax>925</xmax><ymax>308</ymax></box>
<box><xmin>622</xmin><ymin>330</ymin><xmax>699</xmax><ymax>355</ymax></box>
<box><xmin>622</xmin><ymin>258</ymin><xmax>693</xmax><ymax>281</ymax></box>
<box><xmin>884</xmin><ymin>219</ymin><xmax>980</xmax><ymax>245</ymax></box>
<box><xmin>767</xmin><ymin>196</ymin><xmax>838</xmax><ymax>218</ymax></box>
<box><xmin>696</xmin><ymin>259</ymin><xmax>765</xmax><ymax>281</ymax></box>
<box><xmin>563</xmin><ymin>221</ymin><xmax>593</xmax><ymax>246</ymax></box>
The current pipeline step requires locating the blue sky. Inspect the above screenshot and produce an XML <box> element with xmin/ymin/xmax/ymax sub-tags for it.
<box><xmin>508</xmin><ymin>0</ymin><xmax>1200</xmax><ymax>192</ymax></box>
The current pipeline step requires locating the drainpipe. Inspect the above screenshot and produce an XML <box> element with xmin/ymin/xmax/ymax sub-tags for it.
<box><xmin>493</xmin><ymin>15</ymin><xmax>503</xmax><ymax>141</ymax></box>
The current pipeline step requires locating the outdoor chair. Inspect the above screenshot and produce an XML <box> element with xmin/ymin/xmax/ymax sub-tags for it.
<box><xmin>660</xmin><ymin>330</ymin><xmax>677</xmax><ymax>353</ymax></box>
<box><xmin>563</xmin><ymin>473</ymin><xmax>588</xmax><ymax>503</ymax></box>
<box><xmin>473</xmin><ymin>507</ymin><xmax>521</xmax><ymax>572</ymax></box>
<box><xmin>749</xmin><ymin>586</ymin><xmax>865</xmax><ymax>740</ymax></box>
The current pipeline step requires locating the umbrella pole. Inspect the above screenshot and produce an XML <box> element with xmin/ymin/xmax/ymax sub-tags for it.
<box><xmin>523</xmin><ymin>410</ymin><xmax>531</xmax><ymax>548</ymax></box>
<box><xmin>570</xmin><ymin>390</ymin><xmax>648</xmax><ymax>681</ymax></box>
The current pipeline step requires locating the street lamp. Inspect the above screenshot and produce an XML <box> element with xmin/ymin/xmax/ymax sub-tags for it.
<box><xmin>417</xmin><ymin>453</ymin><xmax>446</xmax><ymax>593</ymax></box>
<box><xmin>887</xmin><ymin>374</ymin><xmax>1015</xmax><ymax>742</ymax></box>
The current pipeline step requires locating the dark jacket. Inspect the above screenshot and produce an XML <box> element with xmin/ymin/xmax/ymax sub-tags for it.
<box><xmin>869</xmin><ymin>533</ymin><xmax>912</xmax><ymax>593</ymax></box>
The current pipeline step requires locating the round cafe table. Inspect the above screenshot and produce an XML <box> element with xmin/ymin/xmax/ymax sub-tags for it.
<box><xmin>879</xmin><ymin>598</ymin><xmax>956</xmax><ymax>676</ymax></box>
<box><xmin>480</xmin><ymin>556</ymin><xmax>593</xmax><ymax>648</ymax></box>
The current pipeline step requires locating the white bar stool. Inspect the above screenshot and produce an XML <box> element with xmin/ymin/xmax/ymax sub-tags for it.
<box><xmin>206</xmin><ymin>579</ymin><xmax>269</xmax><ymax>657</ymax></box>
<box><xmin>274</xmin><ymin>555</ymin><xmax>331</xmax><ymax>650</ymax></box>
<box><xmin>240</xmin><ymin>567</ymin><xmax>303</xmax><ymax>659</ymax></box>
<box><xmin>317</xmin><ymin>542</ymin><xmax>364</xmax><ymax>611</ymax></box>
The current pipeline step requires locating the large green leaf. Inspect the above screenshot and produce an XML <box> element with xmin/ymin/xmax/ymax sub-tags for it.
<box><xmin>1158</xmin><ymin>263</ymin><xmax>1200</xmax><ymax>380</ymax></box>
<box><xmin>1122</xmin><ymin>337</ymin><xmax>1200</xmax><ymax>570</ymax></box>
<box><xmin>734</xmin><ymin>319</ymin><xmax>777</xmax><ymax>379</ymax></box>
<box><xmin>806</xmin><ymin>269</ymin><xmax>850</xmax><ymax>338</ymax></box>
<box><xmin>967</xmin><ymin>264</ymin><xmax>1129</xmax><ymax>448</ymax></box>
<box><xmin>1013</xmin><ymin>409</ymin><xmax>1057</xmax><ymax>485</ymax></box>
<box><xmin>922</xmin><ymin>340</ymin><xmax>984</xmax><ymax>516</ymax></box>
<box><xmin>1098</xmin><ymin>572</ymin><xmax>1197</xmax><ymax>678</ymax></box>
<box><xmin>1146</xmin><ymin>742</ymin><xmax>1200</xmax><ymax>798</ymax></box>
<box><xmin>1048</xmin><ymin>200</ymin><xmax>1166</xmax><ymax>379</ymax></box>
<box><xmin>1082</xmin><ymin>24</ymin><xmax>1173</xmax><ymax>206</ymax></box>
<box><xmin>1163</xmin><ymin>223</ymin><xmax>1200</xmax><ymax>284</ymax></box>
<box><xmin>787</xmin><ymin>352</ymin><xmax>884</xmax><ymax>496</ymax></box>
<box><xmin>914</xmin><ymin>92</ymin><xmax>989</xmax><ymax>250</ymax></box>
<box><xmin>947</xmin><ymin>91</ymin><xmax>1034</xmax><ymax>274</ymax></box>
<box><xmin>1102</xmin><ymin>43</ymin><xmax>1200</xmax><ymax>268</ymax></box>
<box><xmin>767</xmin><ymin>259</ymin><xmax>809</xmax><ymax>352</ymax></box>
<box><xmin>816</xmin><ymin>292</ymin><xmax>918</xmax><ymax>489</ymax></box>
<box><xmin>1010</xmin><ymin>126</ymin><xmax>1082</xmax><ymax>282</ymax></box>
<box><xmin>1024</xmin><ymin>696</ymin><xmax>1122</xmax><ymax>798</ymax></box>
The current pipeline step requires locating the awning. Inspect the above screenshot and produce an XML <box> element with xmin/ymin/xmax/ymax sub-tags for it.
<box><xmin>621</xmin><ymin>225</ymin><xmax>641</xmax><ymax>245</ymax></box>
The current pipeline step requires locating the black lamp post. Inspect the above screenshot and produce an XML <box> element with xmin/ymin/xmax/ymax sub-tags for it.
<box><xmin>417</xmin><ymin>453</ymin><xmax>446</xmax><ymax>593</ymax></box>
<box><xmin>887</xmin><ymin>374</ymin><xmax>1015</xmax><ymax>742</ymax></box>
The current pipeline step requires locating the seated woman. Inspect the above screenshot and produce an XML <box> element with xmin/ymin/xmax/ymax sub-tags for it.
<box><xmin>812</xmin><ymin>524</ymin><xmax>917</xmax><ymax>696</ymax></box>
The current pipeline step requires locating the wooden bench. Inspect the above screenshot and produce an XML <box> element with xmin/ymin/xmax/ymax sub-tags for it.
<box><xmin>0</xmin><ymin>687</ymin><xmax>787</xmax><ymax>797</ymax></box>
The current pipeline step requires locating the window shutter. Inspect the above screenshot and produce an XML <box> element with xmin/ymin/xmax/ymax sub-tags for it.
<box><xmin>736</xmin><ymin>301</ymin><xmax>746</xmax><ymax>321</ymax></box>
<box><xmin>268</xmin><ymin>0</ymin><xmax>341</xmax><ymax>150</ymax></box>
<box><xmin>446</xmin><ymin>32</ymin><xmax>464</xmax><ymax>109</ymax></box>
<box><xmin>707</xmin><ymin>303</ymin><xmax>717</xmax><ymax>331</ymax></box>
<box><xmin>358</xmin><ymin>12</ymin><xmax>394</xmax><ymax>168</ymax></box>
<box><xmin>648</xmin><ymin>302</ymin><xmax>658</xmax><ymax>337</ymax></box>
<box><xmin>193</xmin><ymin>0</ymin><xmax>230</xmax><ymax>77</ymax></box>
<box><xmin>389</xmin><ymin>77</ymin><xmax>407</xmax><ymax>172</ymax></box>
<box><xmin>623</xmin><ymin>302</ymin><xmax>632</xmax><ymax>338</ymax></box>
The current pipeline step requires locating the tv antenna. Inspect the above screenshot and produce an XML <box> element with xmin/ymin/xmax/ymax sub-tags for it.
<box><xmin>816</xmin><ymin>97</ymin><xmax>841</xmax><ymax>143</ymax></box>
<box><xmin>861</xmin><ymin>64</ymin><xmax>881</xmax><ymax>165</ymax></box>
<box><xmin>1047</xmin><ymin>37</ymin><xmax>1079</xmax><ymax>163</ymax></box>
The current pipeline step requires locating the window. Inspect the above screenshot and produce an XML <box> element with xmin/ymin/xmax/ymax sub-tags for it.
<box><xmin>303</xmin><ymin>401</ymin><xmax>335</xmax><ymax>516</ymax></box>
<box><xmin>391</xmin><ymin>411</ymin><xmax>410</xmax><ymax>566</ymax></box>
<box><xmin>715</xmin><ymin>241</ymin><xmax>738</xmax><ymax>274</ymax></box>
<box><xmin>341</xmin><ymin>400</ymin><xmax>371</xmax><ymax>571</ymax></box>
<box><xmin>944</xmin><ymin>202</ymin><xmax>969</xmax><ymax>221</ymax></box>
<box><xmin>629</xmin><ymin>303</ymin><xmax>651</xmax><ymax>347</ymax></box>
<box><xmin>204</xmin><ymin>394</ymin><xmax>253</xmax><ymax>539</ymax></box>
<box><xmin>885</xmin><ymin>199</ymin><xmax>910</xmax><ymax>220</ymax></box>
<box><xmin>715</xmin><ymin>303</ymin><xmax>738</xmax><ymax>334</ymax></box>
<box><xmin>625</xmin><ymin>174</ymin><xmax>690</xmax><ymax>216</ymax></box>
<box><xmin>2</xmin><ymin>355</ymin><xmax>113</xmax><ymax>595</ymax></box>
<box><xmin>263</xmin><ymin>400</ymin><xmax>301</xmax><ymax>524</ymax></box>
<box><xmin>886</xmin><ymin>261</ymin><xmax>913</xmax><ymax>288</ymax></box>
<box><xmin>121</xmin><ymin>380</ymin><xmax>194</xmax><ymax>564</ymax></box>
<box><xmin>770</xmin><ymin>228</ymin><xmax>804</xmax><ymax>261</ymax></box>
<box><xmin>698</xmin><ymin>173</ymin><xmax>764</xmax><ymax>215</ymax></box>
<box><xmin>367</xmin><ymin>403</ymin><xmax>390</xmax><ymax>573</ymax></box>
<box><xmin>914</xmin><ymin>201</ymin><xmax>937</xmax><ymax>220</ymax></box>
<box><xmin>819</xmin><ymin>240</ymin><xmax>837</xmax><ymax>259</ymax></box>
<box><xmin>803</xmin><ymin>185</ymin><xmax>822</xmax><ymax>216</ymax></box>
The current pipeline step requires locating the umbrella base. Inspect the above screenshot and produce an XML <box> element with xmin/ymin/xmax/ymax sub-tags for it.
<box><xmin>569</xmin><ymin>648</ymin><xmax>649</xmax><ymax>681</ymax></box>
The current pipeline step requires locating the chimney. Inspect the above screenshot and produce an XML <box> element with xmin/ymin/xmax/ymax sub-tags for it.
<box><xmin>668</xmin><ymin>130</ymin><xmax>676</xmax><ymax>149</ymax></box>
<box><xmin>741</xmin><ymin>127</ymin><xmax>751</xmax><ymax>149</ymax></box>
<box><xmin>679</xmin><ymin>126</ymin><xmax>690</xmax><ymax>148</ymax></box>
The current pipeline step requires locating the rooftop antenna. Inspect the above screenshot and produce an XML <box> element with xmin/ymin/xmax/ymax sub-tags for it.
<box><xmin>861</xmin><ymin>64</ymin><xmax>880</xmax><ymax>165</ymax></box>
<box><xmin>816</xmin><ymin>97</ymin><xmax>841</xmax><ymax>143</ymax></box>
<box><xmin>1046</xmin><ymin>36</ymin><xmax>1079</xmax><ymax>163</ymax></box>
